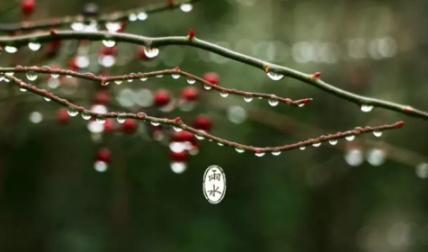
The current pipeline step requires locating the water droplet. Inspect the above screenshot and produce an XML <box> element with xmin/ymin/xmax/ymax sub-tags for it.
<box><xmin>272</xmin><ymin>151</ymin><xmax>281</xmax><ymax>156</ymax></box>
<box><xmin>105</xmin><ymin>22</ymin><xmax>121</xmax><ymax>32</ymax></box>
<box><xmin>299</xmin><ymin>146</ymin><xmax>306</xmax><ymax>150</ymax></box>
<box><xmin>102</xmin><ymin>40</ymin><xmax>116</xmax><ymax>48</ymax></box>
<box><xmin>67</xmin><ymin>107</ymin><xmax>79</xmax><ymax>117</ymax></box>
<box><xmin>243</xmin><ymin>96</ymin><xmax>253</xmax><ymax>102</ymax></box>
<box><xmin>5</xmin><ymin>46</ymin><xmax>17</xmax><ymax>53</ymax></box>
<box><xmin>172</xmin><ymin>74</ymin><xmax>180</xmax><ymax>79</ymax></box>
<box><xmin>220</xmin><ymin>91</ymin><xmax>229</xmax><ymax>98</ymax></box>
<box><xmin>203</xmin><ymin>84</ymin><xmax>212</xmax><ymax>90</ymax></box>
<box><xmin>373</xmin><ymin>131</ymin><xmax>382</xmax><ymax>137</ymax></box>
<box><xmin>345</xmin><ymin>135</ymin><xmax>355</xmax><ymax>141</ymax></box>
<box><xmin>217</xmin><ymin>142</ymin><xmax>224</xmax><ymax>146</ymax></box>
<box><xmin>51</xmin><ymin>73</ymin><xmax>59</xmax><ymax>79</ymax></box>
<box><xmin>20</xmin><ymin>88</ymin><xmax>27</xmax><ymax>92</ymax></box>
<box><xmin>173</xmin><ymin>126</ymin><xmax>182</xmax><ymax>132</ymax></box>
<box><xmin>71</xmin><ymin>22</ymin><xmax>85</xmax><ymax>31</ymax></box>
<box><xmin>28</xmin><ymin>42</ymin><xmax>41</xmax><ymax>51</ymax></box>
<box><xmin>44</xmin><ymin>97</ymin><xmax>51</xmax><ymax>102</ymax></box>
<box><xmin>195</xmin><ymin>134</ymin><xmax>205</xmax><ymax>140</ymax></box>
<box><xmin>128</xmin><ymin>13</ymin><xmax>137</xmax><ymax>21</ymax></box>
<box><xmin>137</xmin><ymin>12</ymin><xmax>148</xmax><ymax>20</ymax></box>
<box><xmin>235</xmin><ymin>148</ymin><xmax>244</xmax><ymax>153</ymax></box>
<box><xmin>127</xmin><ymin>78</ymin><xmax>133</xmax><ymax>82</ymax></box>
<box><xmin>268</xmin><ymin>97</ymin><xmax>279</xmax><ymax>107</ymax></box>
<box><xmin>101</xmin><ymin>81</ymin><xmax>109</xmax><ymax>86</ymax></box>
<box><xmin>140</xmin><ymin>77</ymin><xmax>147</xmax><ymax>81</ymax></box>
<box><xmin>266</xmin><ymin>71</ymin><xmax>284</xmax><ymax>81</ymax></box>
<box><xmin>298</xmin><ymin>103</ymin><xmax>305</xmax><ymax>108</ymax></box>
<box><xmin>117</xmin><ymin>113</ymin><xmax>126</xmax><ymax>123</ymax></box>
<box><xmin>26</xmin><ymin>71</ymin><xmax>38</xmax><ymax>81</ymax></box>
<box><xmin>416</xmin><ymin>163</ymin><xmax>428</xmax><ymax>179</ymax></box>
<box><xmin>312</xmin><ymin>142</ymin><xmax>321</xmax><ymax>147</ymax></box>
<box><xmin>187</xmin><ymin>78</ymin><xmax>196</xmax><ymax>84</ymax></box>
<box><xmin>329</xmin><ymin>139</ymin><xmax>338</xmax><ymax>145</ymax></box>
<box><xmin>115</xmin><ymin>80</ymin><xmax>122</xmax><ymax>85</ymax></box>
<box><xmin>360</xmin><ymin>104</ymin><xmax>373</xmax><ymax>113</ymax></box>
<box><xmin>5</xmin><ymin>72</ymin><xmax>14</xmax><ymax>76</ymax></box>
<box><xmin>150</xmin><ymin>121</ymin><xmax>160</xmax><ymax>126</ymax></box>
<box><xmin>255</xmin><ymin>152</ymin><xmax>265</xmax><ymax>157</ymax></box>
<box><xmin>143</xmin><ymin>47</ymin><xmax>159</xmax><ymax>58</ymax></box>
<box><xmin>96</xmin><ymin>116</ymin><xmax>106</xmax><ymax>124</ymax></box>
<box><xmin>180</xmin><ymin>3</ymin><xmax>193</xmax><ymax>12</ymax></box>
<box><xmin>156</xmin><ymin>75</ymin><xmax>163</xmax><ymax>78</ymax></box>
<box><xmin>81</xmin><ymin>112</ymin><xmax>91</xmax><ymax>120</ymax></box>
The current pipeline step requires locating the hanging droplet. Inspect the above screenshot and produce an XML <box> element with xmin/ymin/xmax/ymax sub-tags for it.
<box><xmin>373</xmin><ymin>131</ymin><xmax>382</xmax><ymax>137</ymax></box>
<box><xmin>312</xmin><ymin>142</ymin><xmax>321</xmax><ymax>147</ymax></box>
<box><xmin>140</xmin><ymin>77</ymin><xmax>147</xmax><ymax>81</ymax></box>
<box><xmin>71</xmin><ymin>22</ymin><xmax>85</xmax><ymax>31</ymax></box>
<box><xmin>172</xmin><ymin>74</ymin><xmax>180</xmax><ymax>79</ymax></box>
<box><xmin>96</xmin><ymin>116</ymin><xmax>106</xmax><ymax>124</ymax></box>
<box><xmin>81</xmin><ymin>112</ymin><xmax>91</xmax><ymax>120</ymax></box>
<box><xmin>298</xmin><ymin>103</ymin><xmax>305</xmax><ymax>108</ymax></box>
<box><xmin>115</xmin><ymin>80</ymin><xmax>122</xmax><ymax>85</ymax></box>
<box><xmin>195</xmin><ymin>134</ymin><xmax>205</xmax><ymax>140</ymax></box>
<box><xmin>117</xmin><ymin>113</ymin><xmax>126</xmax><ymax>123</ymax></box>
<box><xmin>173</xmin><ymin>126</ymin><xmax>182</xmax><ymax>132</ymax></box>
<box><xmin>217</xmin><ymin>142</ymin><xmax>224</xmax><ymax>146</ymax></box>
<box><xmin>266</xmin><ymin>71</ymin><xmax>284</xmax><ymax>81</ymax></box>
<box><xmin>203</xmin><ymin>84</ymin><xmax>212</xmax><ymax>90</ymax></box>
<box><xmin>67</xmin><ymin>107</ymin><xmax>79</xmax><ymax>117</ymax></box>
<box><xmin>127</xmin><ymin>78</ymin><xmax>133</xmax><ymax>82</ymax></box>
<box><xmin>180</xmin><ymin>3</ymin><xmax>193</xmax><ymax>12</ymax></box>
<box><xmin>268</xmin><ymin>97</ymin><xmax>279</xmax><ymax>107</ymax></box>
<box><xmin>5</xmin><ymin>72</ymin><xmax>14</xmax><ymax>76</ymax></box>
<box><xmin>156</xmin><ymin>75</ymin><xmax>163</xmax><ymax>78</ymax></box>
<box><xmin>345</xmin><ymin>135</ymin><xmax>355</xmax><ymax>141</ymax></box>
<box><xmin>5</xmin><ymin>46</ymin><xmax>18</xmax><ymax>54</ymax></box>
<box><xmin>220</xmin><ymin>91</ymin><xmax>229</xmax><ymax>98</ymax></box>
<box><xmin>128</xmin><ymin>13</ymin><xmax>137</xmax><ymax>21</ymax></box>
<box><xmin>20</xmin><ymin>87</ymin><xmax>27</xmax><ymax>92</ymax></box>
<box><xmin>51</xmin><ymin>73</ymin><xmax>59</xmax><ymax>79</ymax></box>
<box><xmin>26</xmin><ymin>71</ymin><xmax>38</xmax><ymax>81</ymax></box>
<box><xmin>329</xmin><ymin>139</ymin><xmax>338</xmax><ymax>145</ymax></box>
<box><xmin>143</xmin><ymin>47</ymin><xmax>159</xmax><ymax>58</ymax></box>
<box><xmin>102</xmin><ymin>40</ymin><xmax>116</xmax><ymax>48</ymax></box>
<box><xmin>360</xmin><ymin>104</ymin><xmax>373</xmax><ymax>113</ymax></box>
<box><xmin>272</xmin><ymin>151</ymin><xmax>281</xmax><ymax>156</ymax></box>
<box><xmin>255</xmin><ymin>152</ymin><xmax>265</xmax><ymax>157</ymax></box>
<box><xmin>299</xmin><ymin>146</ymin><xmax>306</xmax><ymax>150</ymax></box>
<box><xmin>44</xmin><ymin>97</ymin><xmax>51</xmax><ymax>102</ymax></box>
<box><xmin>235</xmin><ymin>147</ymin><xmax>244</xmax><ymax>153</ymax></box>
<box><xmin>137</xmin><ymin>12</ymin><xmax>148</xmax><ymax>20</ymax></box>
<box><xmin>243</xmin><ymin>96</ymin><xmax>253</xmax><ymax>102</ymax></box>
<box><xmin>150</xmin><ymin>121</ymin><xmax>160</xmax><ymax>126</ymax></box>
<box><xmin>28</xmin><ymin>42</ymin><xmax>41</xmax><ymax>51</ymax></box>
<box><xmin>187</xmin><ymin>78</ymin><xmax>196</xmax><ymax>84</ymax></box>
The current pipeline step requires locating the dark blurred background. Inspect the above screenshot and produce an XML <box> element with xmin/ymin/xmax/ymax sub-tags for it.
<box><xmin>0</xmin><ymin>0</ymin><xmax>428</xmax><ymax>251</ymax></box>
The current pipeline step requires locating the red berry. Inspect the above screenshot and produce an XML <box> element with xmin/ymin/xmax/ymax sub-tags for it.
<box><xmin>57</xmin><ymin>108</ymin><xmax>70</xmax><ymax>124</ymax></box>
<box><xmin>93</xmin><ymin>91</ymin><xmax>111</xmax><ymax>104</ymax></box>
<box><xmin>193</xmin><ymin>115</ymin><xmax>212</xmax><ymax>131</ymax></box>
<box><xmin>171</xmin><ymin>131</ymin><xmax>195</xmax><ymax>142</ymax></box>
<box><xmin>100</xmin><ymin>46</ymin><xmax>117</xmax><ymax>56</ymax></box>
<box><xmin>68</xmin><ymin>57</ymin><xmax>79</xmax><ymax>70</ymax></box>
<box><xmin>153</xmin><ymin>89</ymin><xmax>171</xmax><ymax>106</ymax></box>
<box><xmin>121</xmin><ymin>119</ymin><xmax>138</xmax><ymax>134</ymax></box>
<box><xmin>21</xmin><ymin>0</ymin><xmax>36</xmax><ymax>16</ymax></box>
<box><xmin>203</xmin><ymin>72</ymin><xmax>219</xmax><ymax>85</ymax></box>
<box><xmin>103</xmin><ymin>118</ymin><xmax>115</xmax><ymax>132</ymax></box>
<box><xmin>96</xmin><ymin>148</ymin><xmax>111</xmax><ymax>163</ymax></box>
<box><xmin>170</xmin><ymin>150</ymin><xmax>188</xmax><ymax>162</ymax></box>
<box><xmin>181</xmin><ymin>86</ymin><xmax>198</xmax><ymax>101</ymax></box>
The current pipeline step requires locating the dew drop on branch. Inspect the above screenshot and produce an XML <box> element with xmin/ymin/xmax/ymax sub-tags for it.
<box><xmin>96</xmin><ymin>116</ymin><xmax>106</xmax><ymax>124</ymax></box>
<box><xmin>51</xmin><ymin>73</ymin><xmax>59</xmax><ymax>79</ymax></box>
<box><xmin>373</xmin><ymin>131</ymin><xmax>382</xmax><ymax>137</ymax></box>
<box><xmin>20</xmin><ymin>87</ymin><xmax>27</xmax><ymax>92</ymax></box>
<box><xmin>5</xmin><ymin>46</ymin><xmax>18</xmax><ymax>54</ymax></box>
<box><xmin>195</xmin><ymin>134</ymin><xmax>205</xmax><ymax>140</ymax></box>
<box><xmin>81</xmin><ymin>112</ymin><xmax>91</xmax><ymax>120</ymax></box>
<box><xmin>150</xmin><ymin>121</ymin><xmax>160</xmax><ymax>126</ymax></box>
<box><xmin>71</xmin><ymin>22</ymin><xmax>85</xmax><ymax>31</ymax></box>
<box><xmin>102</xmin><ymin>40</ymin><xmax>116</xmax><ymax>48</ymax></box>
<box><xmin>115</xmin><ymin>80</ymin><xmax>122</xmax><ymax>85</ymax></box>
<box><xmin>156</xmin><ymin>75</ymin><xmax>163</xmax><ymax>78</ymax></box>
<box><xmin>67</xmin><ymin>107</ymin><xmax>79</xmax><ymax>117</ymax></box>
<box><xmin>220</xmin><ymin>91</ymin><xmax>229</xmax><ymax>98</ymax></box>
<box><xmin>243</xmin><ymin>96</ymin><xmax>253</xmax><ymax>102</ymax></box>
<box><xmin>272</xmin><ymin>151</ymin><xmax>281</xmax><ymax>156</ymax></box>
<box><xmin>329</xmin><ymin>139</ymin><xmax>338</xmax><ymax>145</ymax></box>
<box><xmin>5</xmin><ymin>72</ymin><xmax>14</xmax><ymax>76</ymax></box>
<box><xmin>345</xmin><ymin>135</ymin><xmax>355</xmax><ymax>141</ymax></box>
<box><xmin>187</xmin><ymin>78</ymin><xmax>196</xmax><ymax>84</ymax></box>
<box><xmin>44</xmin><ymin>97</ymin><xmax>51</xmax><ymax>102</ymax></box>
<box><xmin>268</xmin><ymin>97</ymin><xmax>279</xmax><ymax>107</ymax></box>
<box><xmin>255</xmin><ymin>152</ymin><xmax>265</xmax><ymax>157</ymax></box>
<box><xmin>173</xmin><ymin>126</ymin><xmax>182</xmax><ymax>132</ymax></box>
<box><xmin>312</xmin><ymin>142</ymin><xmax>321</xmax><ymax>147</ymax></box>
<box><xmin>360</xmin><ymin>104</ymin><xmax>373</xmax><ymax>113</ymax></box>
<box><xmin>26</xmin><ymin>71</ymin><xmax>38</xmax><ymax>81</ymax></box>
<box><xmin>180</xmin><ymin>3</ymin><xmax>193</xmax><ymax>12</ymax></box>
<box><xmin>140</xmin><ymin>77</ymin><xmax>147</xmax><ymax>81</ymax></box>
<box><xmin>203</xmin><ymin>84</ymin><xmax>212</xmax><ymax>90</ymax></box>
<box><xmin>171</xmin><ymin>74</ymin><xmax>180</xmax><ymax>79</ymax></box>
<box><xmin>299</xmin><ymin>146</ymin><xmax>306</xmax><ymax>150</ymax></box>
<box><xmin>298</xmin><ymin>103</ymin><xmax>305</xmax><ymax>108</ymax></box>
<box><xmin>28</xmin><ymin>42</ymin><xmax>41</xmax><ymax>51</ymax></box>
<box><xmin>105</xmin><ymin>22</ymin><xmax>121</xmax><ymax>32</ymax></box>
<box><xmin>117</xmin><ymin>113</ymin><xmax>126</xmax><ymax>123</ymax></box>
<box><xmin>235</xmin><ymin>148</ymin><xmax>244</xmax><ymax>153</ymax></box>
<box><xmin>127</xmin><ymin>78</ymin><xmax>134</xmax><ymax>82</ymax></box>
<box><xmin>266</xmin><ymin>71</ymin><xmax>284</xmax><ymax>81</ymax></box>
<box><xmin>128</xmin><ymin>13</ymin><xmax>137</xmax><ymax>21</ymax></box>
<box><xmin>143</xmin><ymin>47</ymin><xmax>159</xmax><ymax>58</ymax></box>
<box><xmin>138</xmin><ymin>12</ymin><xmax>148</xmax><ymax>20</ymax></box>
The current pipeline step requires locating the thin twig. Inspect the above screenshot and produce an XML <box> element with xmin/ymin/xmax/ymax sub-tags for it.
<box><xmin>4</xmin><ymin>75</ymin><xmax>404</xmax><ymax>154</ymax></box>
<box><xmin>0</xmin><ymin>30</ymin><xmax>425</xmax><ymax>120</ymax></box>
<box><xmin>0</xmin><ymin>66</ymin><xmax>311</xmax><ymax>107</ymax></box>
<box><xmin>0</xmin><ymin>0</ymin><xmax>201</xmax><ymax>33</ymax></box>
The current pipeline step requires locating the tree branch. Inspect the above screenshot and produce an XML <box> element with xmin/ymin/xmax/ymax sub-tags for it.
<box><xmin>0</xmin><ymin>66</ymin><xmax>311</xmax><ymax>107</ymax></box>
<box><xmin>0</xmin><ymin>30</ymin><xmax>425</xmax><ymax>120</ymax></box>
<box><xmin>4</xmin><ymin>75</ymin><xmax>403</xmax><ymax>154</ymax></box>
<box><xmin>0</xmin><ymin>0</ymin><xmax>201</xmax><ymax>33</ymax></box>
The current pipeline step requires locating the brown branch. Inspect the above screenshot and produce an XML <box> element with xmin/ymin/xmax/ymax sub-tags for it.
<box><xmin>4</xmin><ymin>75</ymin><xmax>404</xmax><ymax>154</ymax></box>
<box><xmin>0</xmin><ymin>0</ymin><xmax>201</xmax><ymax>33</ymax></box>
<box><xmin>0</xmin><ymin>66</ymin><xmax>311</xmax><ymax>107</ymax></box>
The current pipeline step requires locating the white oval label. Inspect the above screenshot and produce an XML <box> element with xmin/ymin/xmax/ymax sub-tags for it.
<box><xmin>203</xmin><ymin>165</ymin><xmax>226</xmax><ymax>204</ymax></box>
